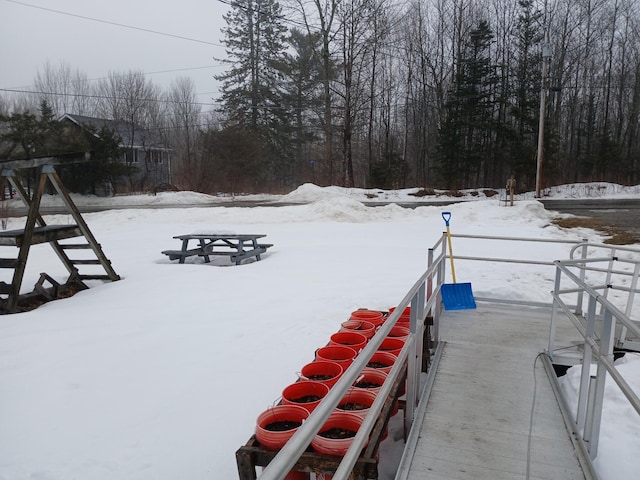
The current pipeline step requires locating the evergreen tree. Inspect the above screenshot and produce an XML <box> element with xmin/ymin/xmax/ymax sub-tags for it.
<box><xmin>0</xmin><ymin>101</ymin><xmax>67</xmax><ymax>160</ymax></box>
<box><xmin>437</xmin><ymin>20</ymin><xmax>497</xmax><ymax>188</ymax></box>
<box><xmin>280</xmin><ymin>29</ymin><xmax>323</xmax><ymax>184</ymax></box>
<box><xmin>0</xmin><ymin>105</ymin><xmax>134</xmax><ymax>195</ymax></box>
<box><xmin>216</xmin><ymin>0</ymin><xmax>290</xmax><ymax>187</ymax></box>
<box><xmin>217</xmin><ymin>0</ymin><xmax>288</xmax><ymax>130</ymax></box>
<box><xmin>60</xmin><ymin>125</ymin><xmax>134</xmax><ymax>195</ymax></box>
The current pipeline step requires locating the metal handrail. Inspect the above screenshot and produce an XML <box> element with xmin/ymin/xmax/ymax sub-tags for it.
<box><xmin>549</xmin><ymin>257</ymin><xmax>640</xmax><ymax>458</ymax></box>
<box><xmin>257</xmin><ymin>252</ymin><xmax>445</xmax><ymax>479</ymax></box>
<box><xmin>440</xmin><ymin>233</ymin><xmax>587</xmax><ymax>309</ymax></box>
<box><xmin>333</xmin><ymin>286</ymin><xmax>443</xmax><ymax>478</ymax></box>
<box><xmin>450</xmin><ymin>232</ymin><xmax>584</xmax><ymax>244</ymax></box>
<box><xmin>254</xmin><ymin>233</ymin><xmax>640</xmax><ymax>478</ymax></box>
<box><xmin>569</xmin><ymin>241</ymin><xmax>640</xmax><ymax>259</ymax></box>
<box><xmin>564</xmin><ymin>243</ymin><xmax>640</xmax><ymax>327</ymax></box>
<box><xmin>550</xmin><ymin>262</ymin><xmax>640</xmax><ymax>343</ymax></box>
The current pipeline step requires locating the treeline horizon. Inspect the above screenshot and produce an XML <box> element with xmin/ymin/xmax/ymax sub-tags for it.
<box><xmin>1</xmin><ymin>0</ymin><xmax>638</xmax><ymax>195</ymax></box>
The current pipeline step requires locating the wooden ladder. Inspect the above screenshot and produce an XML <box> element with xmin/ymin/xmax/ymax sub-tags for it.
<box><xmin>0</xmin><ymin>164</ymin><xmax>120</xmax><ymax>313</ymax></box>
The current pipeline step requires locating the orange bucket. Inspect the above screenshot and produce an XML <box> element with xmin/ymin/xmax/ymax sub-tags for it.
<box><xmin>335</xmin><ymin>388</ymin><xmax>377</xmax><ymax>419</ymax></box>
<box><xmin>377</xmin><ymin>337</ymin><xmax>405</xmax><ymax>356</ymax></box>
<box><xmin>255</xmin><ymin>405</ymin><xmax>309</xmax><ymax>450</ymax></box>
<box><xmin>281</xmin><ymin>381</ymin><xmax>330</xmax><ymax>413</ymax></box>
<box><xmin>300</xmin><ymin>360</ymin><xmax>343</xmax><ymax>388</ymax></box>
<box><xmin>315</xmin><ymin>345</ymin><xmax>358</xmax><ymax>369</ymax></box>
<box><xmin>353</xmin><ymin>368</ymin><xmax>387</xmax><ymax>394</ymax></box>
<box><xmin>329</xmin><ymin>331</ymin><xmax>368</xmax><ymax>352</ymax></box>
<box><xmin>388</xmin><ymin>306</ymin><xmax>411</xmax><ymax>320</ymax></box>
<box><xmin>311</xmin><ymin>411</ymin><xmax>367</xmax><ymax>456</ymax></box>
<box><xmin>387</xmin><ymin>325</ymin><xmax>410</xmax><ymax>340</ymax></box>
<box><xmin>365</xmin><ymin>351</ymin><xmax>397</xmax><ymax>374</ymax></box>
<box><xmin>349</xmin><ymin>309</ymin><xmax>385</xmax><ymax>327</ymax></box>
<box><xmin>340</xmin><ymin>320</ymin><xmax>376</xmax><ymax>339</ymax></box>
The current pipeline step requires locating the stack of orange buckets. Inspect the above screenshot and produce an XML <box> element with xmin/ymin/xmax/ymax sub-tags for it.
<box><xmin>253</xmin><ymin>308</ymin><xmax>407</xmax><ymax>480</ymax></box>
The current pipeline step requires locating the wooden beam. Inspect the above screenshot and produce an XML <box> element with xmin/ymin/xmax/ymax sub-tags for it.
<box><xmin>0</xmin><ymin>152</ymin><xmax>91</xmax><ymax>170</ymax></box>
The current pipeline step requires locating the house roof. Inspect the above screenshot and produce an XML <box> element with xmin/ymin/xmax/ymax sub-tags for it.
<box><xmin>61</xmin><ymin>113</ymin><xmax>169</xmax><ymax>150</ymax></box>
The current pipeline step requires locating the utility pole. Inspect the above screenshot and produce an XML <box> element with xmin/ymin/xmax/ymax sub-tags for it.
<box><xmin>535</xmin><ymin>4</ymin><xmax>552</xmax><ymax>198</ymax></box>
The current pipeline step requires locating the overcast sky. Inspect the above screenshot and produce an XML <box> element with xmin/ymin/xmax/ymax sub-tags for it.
<box><xmin>1</xmin><ymin>0</ymin><xmax>230</xmax><ymax>103</ymax></box>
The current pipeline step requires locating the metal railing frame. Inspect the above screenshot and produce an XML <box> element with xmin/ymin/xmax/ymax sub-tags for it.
<box><xmin>255</xmin><ymin>233</ymin><xmax>640</xmax><ymax>479</ymax></box>
<box><xmin>568</xmin><ymin>242</ymin><xmax>640</xmax><ymax>344</ymax></box>
<box><xmin>548</xmin><ymin>256</ymin><xmax>640</xmax><ymax>458</ymax></box>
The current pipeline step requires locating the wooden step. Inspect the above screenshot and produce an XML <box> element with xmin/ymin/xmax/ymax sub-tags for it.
<box><xmin>0</xmin><ymin>225</ymin><xmax>82</xmax><ymax>247</ymax></box>
<box><xmin>77</xmin><ymin>274</ymin><xmax>114</xmax><ymax>281</ymax></box>
<box><xmin>0</xmin><ymin>258</ymin><xmax>19</xmax><ymax>268</ymax></box>
<box><xmin>60</xmin><ymin>243</ymin><xmax>92</xmax><ymax>250</ymax></box>
<box><xmin>70</xmin><ymin>259</ymin><xmax>102</xmax><ymax>265</ymax></box>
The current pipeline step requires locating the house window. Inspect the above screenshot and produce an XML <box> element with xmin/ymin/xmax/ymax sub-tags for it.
<box><xmin>149</xmin><ymin>150</ymin><xmax>165</xmax><ymax>164</ymax></box>
<box><xmin>122</xmin><ymin>150</ymin><xmax>139</xmax><ymax>164</ymax></box>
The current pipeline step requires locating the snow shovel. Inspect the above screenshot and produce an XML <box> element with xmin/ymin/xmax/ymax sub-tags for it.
<box><xmin>440</xmin><ymin>212</ymin><xmax>476</xmax><ymax>310</ymax></box>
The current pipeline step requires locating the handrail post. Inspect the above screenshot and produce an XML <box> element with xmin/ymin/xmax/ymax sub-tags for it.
<box><xmin>405</xmin><ymin>285</ymin><xmax>425</xmax><ymax>432</ymax></box>
<box><xmin>405</xmin><ymin>294</ymin><xmax>418</xmax><ymax>430</ymax></box>
<box><xmin>587</xmin><ymin>309</ymin><xmax>615</xmax><ymax>457</ymax></box>
<box><xmin>597</xmin><ymin>246</ymin><xmax>617</xmax><ymax>319</ymax></box>
<box><xmin>427</xmin><ymin>247</ymin><xmax>435</xmax><ymax>346</ymax></box>
<box><xmin>583</xmin><ymin>374</ymin><xmax>598</xmax><ymax>451</ymax></box>
<box><xmin>427</xmin><ymin>248</ymin><xmax>433</xmax><ymax>308</ymax></box>
<box><xmin>575</xmin><ymin>239</ymin><xmax>588</xmax><ymax>315</ymax></box>
<box><xmin>619</xmin><ymin>262</ymin><xmax>640</xmax><ymax>347</ymax></box>
<box><xmin>576</xmin><ymin>295</ymin><xmax>597</xmax><ymax>432</ymax></box>
<box><xmin>547</xmin><ymin>264</ymin><xmax>563</xmax><ymax>358</ymax></box>
<box><xmin>439</xmin><ymin>231</ymin><xmax>447</xmax><ymax>287</ymax></box>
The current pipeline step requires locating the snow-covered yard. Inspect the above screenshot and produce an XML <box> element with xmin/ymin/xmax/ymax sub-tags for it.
<box><xmin>0</xmin><ymin>184</ymin><xmax>638</xmax><ymax>480</ymax></box>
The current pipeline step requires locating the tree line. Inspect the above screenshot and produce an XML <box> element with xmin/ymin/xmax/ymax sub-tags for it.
<box><xmin>1</xmin><ymin>0</ymin><xmax>639</xmax><ymax>194</ymax></box>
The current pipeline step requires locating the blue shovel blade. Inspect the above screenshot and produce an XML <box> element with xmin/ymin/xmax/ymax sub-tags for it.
<box><xmin>441</xmin><ymin>282</ymin><xmax>477</xmax><ymax>310</ymax></box>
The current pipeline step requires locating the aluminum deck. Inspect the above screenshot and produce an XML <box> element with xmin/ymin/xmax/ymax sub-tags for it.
<box><xmin>403</xmin><ymin>303</ymin><xmax>591</xmax><ymax>480</ymax></box>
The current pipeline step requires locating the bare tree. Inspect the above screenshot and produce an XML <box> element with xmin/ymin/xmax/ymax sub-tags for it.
<box><xmin>336</xmin><ymin>0</ymin><xmax>374</xmax><ymax>187</ymax></box>
<box><xmin>294</xmin><ymin>0</ymin><xmax>340</xmax><ymax>184</ymax></box>
<box><xmin>94</xmin><ymin>71</ymin><xmax>163</xmax><ymax>191</ymax></box>
<box><xmin>166</xmin><ymin>77</ymin><xmax>203</xmax><ymax>189</ymax></box>
<box><xmin>33</xmin><ymin>60</ymin><xmax>74</xmax><ymax>116</ymax></box>
<box><xmin>33</xmin><ymin>61</ymin><xmax>94</xmax><ymax>117</ymax></box>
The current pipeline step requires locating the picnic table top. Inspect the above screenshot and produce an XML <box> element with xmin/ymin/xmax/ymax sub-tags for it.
<box><xmin>173</xmin><ymin>233</ymin><xmax>267</xmax><ymax>241</ymax></box>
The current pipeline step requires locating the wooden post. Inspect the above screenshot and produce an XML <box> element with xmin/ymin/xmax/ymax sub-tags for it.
<box><xmin>6</xmin><ymin>168</ymin><xmax>48</xmax><ymax>312</ymax></box>
<box><xmin>506</xmin><ymin>175</ymin><xmax>516</xmax><ymax>207</ymax></box>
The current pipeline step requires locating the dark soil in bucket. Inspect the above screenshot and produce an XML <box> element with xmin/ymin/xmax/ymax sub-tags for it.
<box><xmin>367</xmin><ymin>361</ymin><xmax>390</xmax><ymax>369</ymax></box>
<box><xmin>319</xmin><ymin>428</ymin><xmax>357</xmax><ymax>439</ymax></box>
<box><xmin>265</xmin><ymin>420</ymin><xmax>302</xmax><ymax>431</ymax></box>
<box><xmin>355</xmin><ymin>381</ymin><xmax>382</xmax><ymax>389</ymax></box>
<box><xmin>291</xmin><ymin>395</ymin><xmax>322</xmax><ymax>403</ymax></box>
<box><xmin>337</xmin><ymin>402</ymin><xmax>368</xmax><ymax>411</ymax></box>
<box><xmin>308</xmin><ymin>374</ymin><xmax>334</xmax><ymax>381</ymax></box>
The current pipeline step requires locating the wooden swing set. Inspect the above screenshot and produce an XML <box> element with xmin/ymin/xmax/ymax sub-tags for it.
<box><xmin>0</xmin><ymin>153</ymin><xmax>120</xmax><ymax>314</ymax></box>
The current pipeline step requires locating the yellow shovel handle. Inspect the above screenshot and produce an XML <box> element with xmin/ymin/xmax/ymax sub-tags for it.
<box><xmin>446</xmin><ymin>225</ymin><xmax>457</xmax><ymax>283</ymax></box>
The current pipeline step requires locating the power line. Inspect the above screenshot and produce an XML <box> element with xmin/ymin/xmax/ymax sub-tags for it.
<box><xmin>2</xmin><ymin>64</ymin><xmax>225</xmax><ymax>97</ymax></box>
<box><xmin>5</xmin><ymin>0</ymin><xmax>226</xmax><ymax>47</ymax></box>
<box><xmin>0</xmin><ymin>87</ymin><xmax>222</xmax><ymax>108</ymax></box>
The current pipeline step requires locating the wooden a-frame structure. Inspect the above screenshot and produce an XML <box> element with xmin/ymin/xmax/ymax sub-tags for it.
<box><xmin>0</xmin><ymin>153</ymin><xmax>120</xmax><ymax>314</ymax></box>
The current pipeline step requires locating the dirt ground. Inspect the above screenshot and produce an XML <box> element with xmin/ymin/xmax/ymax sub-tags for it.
<box><xmin>551</xmin><ymin>208</ymin><xmax>640</xmax><ymax>245</ymax></box>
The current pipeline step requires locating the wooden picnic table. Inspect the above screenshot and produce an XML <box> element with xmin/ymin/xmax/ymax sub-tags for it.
<box><xmin>162</xmin><ymin>233</ymin><xmax>272</xmax><ymax>265</ymax></box>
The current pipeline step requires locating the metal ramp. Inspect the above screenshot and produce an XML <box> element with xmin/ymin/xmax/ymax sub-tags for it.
<box><xmin>237</xmin><ymin>233</ymin><xmax>640</xmax><ymax>480</ymax></box>
<box><xmin>399</xmin><ymin>303</ymin><xmax>593</xmax><ymax>480</ymax></box>
<box><xmin>0</xmin><ymin>156</ymin><xmax>120</xmax><ymax>313</ymax></box>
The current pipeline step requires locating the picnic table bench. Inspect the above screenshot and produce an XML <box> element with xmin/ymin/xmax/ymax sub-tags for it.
<box><xmin>162</xmin><ymin>233</ymin><xmax>272</xmax><ymax>265</ymax></box>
